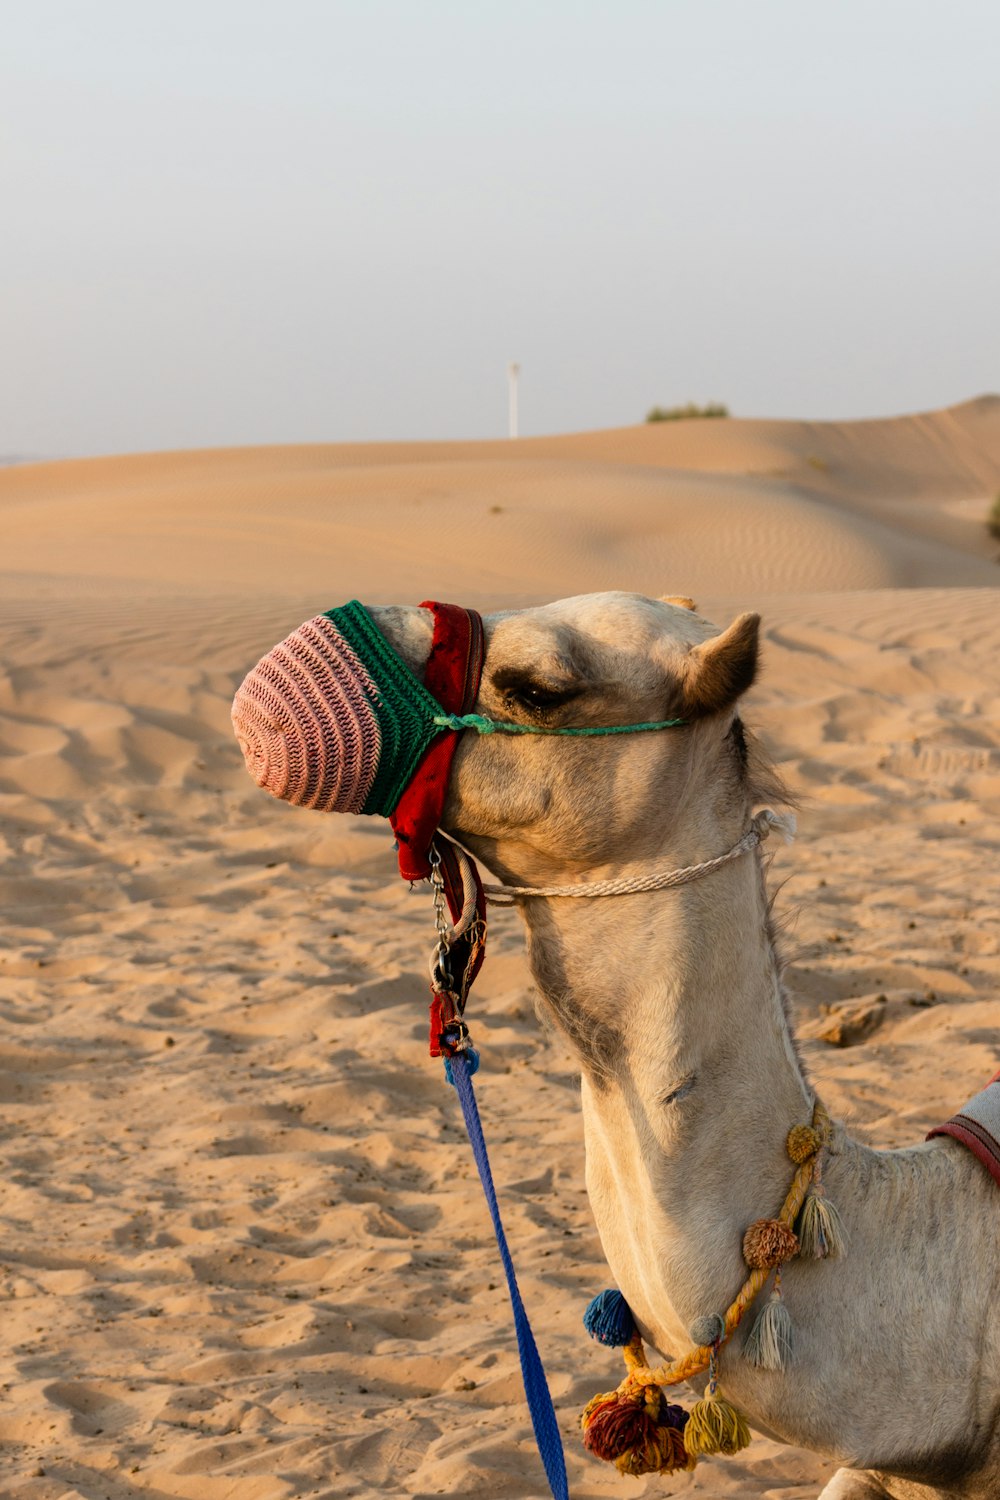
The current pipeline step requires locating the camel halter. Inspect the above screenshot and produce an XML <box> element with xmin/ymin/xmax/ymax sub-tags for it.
<box><xmin>231</xmin><ymin>599</ymin><xmax>809</xmax><ymax>1500</ymax></box>
<box><xmin>433</xmin><ymin>710</ymin><xmax>687</xmax><ymax>736</ymax></box>
<box><xmin>465</xmin><ymin>808</ymin><xmax>796</xmax><ymax>905</ymax></box>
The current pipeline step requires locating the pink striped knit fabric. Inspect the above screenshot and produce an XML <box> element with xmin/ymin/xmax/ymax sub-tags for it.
<box><xmin>231</xmin><ymin>615</ymin><xmax>382</xmax><ymax>813</ymax></box>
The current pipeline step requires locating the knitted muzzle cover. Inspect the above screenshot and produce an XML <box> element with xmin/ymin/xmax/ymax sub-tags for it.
<box><xmin>231</xmin><ymin>599</ymin><xmax>484</xmax><ymax>878</ymax></box>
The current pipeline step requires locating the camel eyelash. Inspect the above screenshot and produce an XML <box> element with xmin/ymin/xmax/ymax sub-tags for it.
<box><xmin>510</xmin><ymin>683</ymin><xmax>580</xmax><ymax>711</ymax></box>
<box><xmin>660</xmin><ymin>1076</ymin><xmax>696</xmax><ymax>1108</ymax></box>
<box><xmin>490</xmin><ymin>669</ymin><xmax>581</xmax><ymax>712</ymax></box>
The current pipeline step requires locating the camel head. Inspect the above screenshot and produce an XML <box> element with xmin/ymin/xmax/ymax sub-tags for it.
<box><xmin>368</xmin><ymin>591</ymin><xmax>762</xmax><ymax>885</ymax></box>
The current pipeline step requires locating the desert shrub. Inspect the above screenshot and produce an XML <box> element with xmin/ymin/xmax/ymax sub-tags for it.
<box><xmin>646</xmin><ymin>401</ymin><xmax>729</xmax><ymax>423</ymax></box>
<box><xmin>989</xmin><ymin>492</ymin><xmax>1000</xmax><ymax>540</ymax></box>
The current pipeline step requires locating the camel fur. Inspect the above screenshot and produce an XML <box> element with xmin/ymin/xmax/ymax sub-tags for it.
<box><xmin>370</xmin><ymin>591</ymin><xmax>1000</xmax><ymax>1500</ymax></box>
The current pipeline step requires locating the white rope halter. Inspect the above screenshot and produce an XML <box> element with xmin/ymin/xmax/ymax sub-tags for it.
<box><xmin>436</xmin><ymin>809</ymin><xmax>795</xmax><ymax>937</ymax></box>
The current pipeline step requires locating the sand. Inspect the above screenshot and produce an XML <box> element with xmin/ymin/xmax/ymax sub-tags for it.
<box><xmin>1</xmin><ymin>397</ymin><xmax>999</xmax><ymax>1499</ymax></box>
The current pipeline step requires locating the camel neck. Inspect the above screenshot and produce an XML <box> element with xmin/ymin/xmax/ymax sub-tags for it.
<box><xmin>518</xmin><ymin>819</ymin><xmax>808</xmax><ymax>1095</ymax></box>
<box><xmin>516</xmin><ymin>823</ymin><xmax>814</xmax><ymax>1354</ymax></box>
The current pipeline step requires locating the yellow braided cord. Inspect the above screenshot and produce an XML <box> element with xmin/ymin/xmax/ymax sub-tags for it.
<box><xmin>622</xmin><ymin>1100</ymin><xmax>830</xmax><ymax>1394</ymax></box>
<box><xmin>621</xmin><ymin>1332</ymin><xmax>649</xmax><ymax>1376</ymax></box>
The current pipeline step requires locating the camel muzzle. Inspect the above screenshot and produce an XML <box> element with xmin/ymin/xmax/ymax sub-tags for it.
<box><xmin>231</xmin><ymin>597</ymin><xmax>691</xmax><ymax>881</ymax></box>
<box><xmin>230</xmin><ymin>600</ymin><xmax>461</xmax><ymax>817</ymax></box>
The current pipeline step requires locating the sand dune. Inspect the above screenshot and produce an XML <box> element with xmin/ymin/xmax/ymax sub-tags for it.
<box><xmin>5</xmin><ymin>398</ymin><xmax>998</xmax><ymax>612</ymax></box>
<box><xmin>1</xmin><ymin>402</ymin><xmax>999</xmax><ymax>1497</ymax></box>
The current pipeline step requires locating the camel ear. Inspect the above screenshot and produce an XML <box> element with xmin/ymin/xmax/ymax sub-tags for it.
<box><xmin>660</xmin><ymin>595</ymin><xmax>698</xmax><ymax>612</ymax></box>
<box><xmin>681</xmin><ymin>612</ymin><xmax>760</xmax><ymax>718</ymax></box>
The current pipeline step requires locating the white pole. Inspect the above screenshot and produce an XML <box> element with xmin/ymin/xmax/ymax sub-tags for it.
<box><xmin>507</xmin><ymin>362</ymin><xmax>520</xmax><ymax>439</ymax></box>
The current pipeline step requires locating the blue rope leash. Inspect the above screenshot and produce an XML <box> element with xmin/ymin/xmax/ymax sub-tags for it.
<box><xmin>445</xmin><ymin>1050</ymin><xmax>570</xmax><ymax>1500</ymax></box>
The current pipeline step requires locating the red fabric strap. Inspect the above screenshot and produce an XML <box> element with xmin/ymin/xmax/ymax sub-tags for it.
<box><xmin>927</xmin><ymin>1120</ymin><xmax>1000</xmax><ymax>1188</ymax></box>
<box><xmin>385</xmin><ymin>600</ymin><xmax>487</xmax><ymax>1059</ymax></box>
<box><xmin>389</xmin><ymin>601</ymin><xmax>485</xmax><ymax>882</ymax></box>
<box><xmin>927</xmin><ymin>1068</ymin><xmax>1000</xmax><ymax>1188</ymax></box>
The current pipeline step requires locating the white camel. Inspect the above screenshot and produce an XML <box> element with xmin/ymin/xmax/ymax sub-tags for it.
<box><xmin>368</xmin><ymin>591</ymin><xmax>1000</xmax><ymax>1500</ymax></box>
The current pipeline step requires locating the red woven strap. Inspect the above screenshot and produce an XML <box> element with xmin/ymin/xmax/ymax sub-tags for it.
<box><xmin>927</xmin><ymin>1068</ymin><xmax>1000</xmax><ymax>1187</ymax></box>
<box><xmin>389</xmin><ymin>601</ymin><xmax>485</xmax><ymax>882</ymax></box>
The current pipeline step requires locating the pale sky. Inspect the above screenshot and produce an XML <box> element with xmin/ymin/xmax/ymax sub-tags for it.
<box><xmin>3</xmin><ymin>0</ymin><xmax>999</xmax><ymax>458</ymax></box>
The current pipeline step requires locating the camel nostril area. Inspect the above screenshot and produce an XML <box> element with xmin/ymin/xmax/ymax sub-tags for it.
<box><xmin>231</xmin><ymin>708</ymin><xmax>284</xmax><ymax>792</ymax></box>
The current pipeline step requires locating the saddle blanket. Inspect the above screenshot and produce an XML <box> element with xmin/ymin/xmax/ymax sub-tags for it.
<box><xmin>927</xmin><ymin>1069</ymin><xmax>1000</xmax><ymax>1186</ymax></box>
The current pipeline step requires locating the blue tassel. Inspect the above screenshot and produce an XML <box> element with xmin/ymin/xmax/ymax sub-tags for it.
<box><xmin>583</xmin><ymin>1288</ymin><xmax>635</xmax><ymax>1347</ymax></box>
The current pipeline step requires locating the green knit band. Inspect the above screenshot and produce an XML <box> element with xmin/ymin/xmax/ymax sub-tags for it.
<box><xmin>323</xmin><ymin>600</ymin><xmax>449</xmax><ymax>816</ymax></box>
<box><xmin>433</xmin><ymin>712</ymin><xmax>687</xmax><ymax>737</ymax></box>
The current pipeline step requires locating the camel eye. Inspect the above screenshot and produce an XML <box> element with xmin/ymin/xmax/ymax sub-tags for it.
<box><xmin>509</xmin><ymin>678</ymin><xmax>578</xmax><ymax>711</ymax></box>
<box><xmin>490</xmin><ymin>666</ymin><xmax>581</xmax><ymax>713</ymax></box>
<box><xmin>510</xmin><ymin>681</ymin><xmax>573</xmax><ymax>711</ymax></box>
<box><xmin>660</xmin><ymin>1075</ymin><xmax>696</xmax><ymax>1108</ymax></box>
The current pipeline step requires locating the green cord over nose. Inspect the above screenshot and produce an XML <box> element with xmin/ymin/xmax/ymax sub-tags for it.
<box><xmin>433</xmin><ymin>712</ymin><xmax>687</xmax><ymax>737</ymax></box>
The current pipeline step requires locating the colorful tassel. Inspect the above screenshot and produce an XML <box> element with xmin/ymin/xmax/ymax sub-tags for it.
<box><xmin>786</xmin><ymin>1123</ymin><xmax>821</xmax><ymax>1164</ymax></box>
<box><xmin>797</xmin><ymin>1150</ymin><xmax>848</xmax><ymax>1259</ymax></box>
<box><xmin>742</xmin><ymin>1217</ymin><xmax>799</xmax><ymax>1270</ymax></box>
<box><xmin>797</xmin><ymin>1190</ymin><xmax>848</xmax><ymax>1259</ymax></box>
<box><xmin>685</xmin><ymin>1390</ymin><xmax>751</xmax><ymax>1457</ymax></box>
<box><xmin>745</xmin><ymin>1271</ymin><xmax>793</xmax><ymax>1370</ymax></box>
<box><xmin>689</xmin><ymin>1311</ymin><xmax>726</xmax><ymax>1349</ymax></box>
<box><xmin>581</xmin><ymin>1385</ymin><xmax>694</xmax><ymax>1475</ymax></box>
<box><xmin>684</xmin><ymin>1346</ymin><xmax>752</xmax><ymax>1456</ymax></box>
<box><xmin>583</xmin><ymin>1288</ymin><xmax>635</xmax><ymax>1347</ymax></box>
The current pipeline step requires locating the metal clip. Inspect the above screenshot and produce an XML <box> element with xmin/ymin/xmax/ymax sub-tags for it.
<box><xmin>428</xmin><ymin>842</ymin><xmax>454</xmax><ymax>994</ymax></box>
